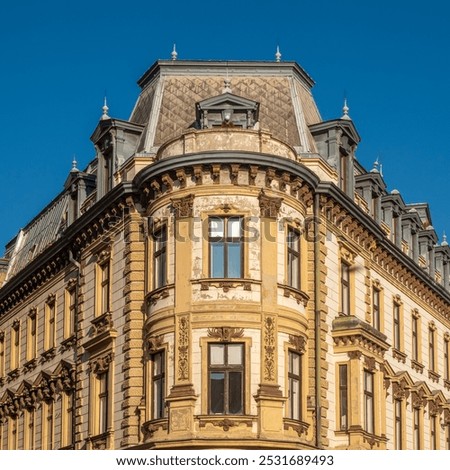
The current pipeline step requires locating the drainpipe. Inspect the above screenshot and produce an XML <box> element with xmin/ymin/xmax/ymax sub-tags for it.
<box><xmin>313</xmin><ymin>192</ymin><xmax>322</xmax><ymax>449</ymax></box>
<box><xmin>69</xmin><ymin>249</ymin><xmax>81</xmax><ymax>449</ymax></box>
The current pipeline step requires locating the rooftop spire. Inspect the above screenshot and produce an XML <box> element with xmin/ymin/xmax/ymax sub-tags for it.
<box><xmin>275</xmin><ymin>45</ymin><xmax>281</xmax><ymax>62</ymax></box>
<box><xmin>101</xmin><ymin>97</ymin><xmax>110</xmax><ymax>120</ymax></box>
<box><xmin>171</xmin><ymin>44</ymin><xmax>178</xmax><ymax>61</ymax></box>
<box><xmin>442</xmin><ymin>232</ymin><xmax>448</xmax><ymax>246</ymax></box>
<box><xmin>341</xmin><ymin>98</ymin><xmax>351</xmax><ymax>120</ymax></box>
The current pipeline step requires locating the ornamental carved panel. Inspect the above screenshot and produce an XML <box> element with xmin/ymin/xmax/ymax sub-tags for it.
<box><xmin>172</xmin><ymin>194</ymin><xmax>195</xmax><ymax>218</ymax></box>
<box><xmin>177</xmin><ymin>316</ymin><xmax>190</xmax><ymax>381</ymax></box>
<box><xmin>207</xmin><ymin>327</ymin><xmax>244</xmax><ymax>342</ymax></box>
<box><xmin>263</xmin><ymin>316</ymin><xmax>276</xmax><ymax>382</ymax></box>
<box><xmin>258</xmin><ymin>189</ymin><xmax>282</xmax><ymax>219</ymax></box>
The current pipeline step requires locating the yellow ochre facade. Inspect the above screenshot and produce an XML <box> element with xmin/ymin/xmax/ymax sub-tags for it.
<box><xmin>0</xmin><ymin>58</ymin><xmax>449</xmax><ymax>450</ymax></box>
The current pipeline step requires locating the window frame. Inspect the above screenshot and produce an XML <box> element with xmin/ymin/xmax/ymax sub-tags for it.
<box><xmin>44</xmin><ymin>297</ymin><xmax>56</xmax><ymax>351</ymax></box>
<box><xmin>286</xmin><ymin>226</ymin><xmax>301</xmax><ymax>290</ymax></box>
<box><xmin>287</xmin><ymin>350</ymin><xmax>302</xmax><ymax>420</ymax></box>
<box><xmin>27</xmin><ymin>309</ymin><xmax>38</xmax><ymax>362</ymax></box>
<box><xmin>0</xmin><ymin>332</ymin><xmax>4</xmax><ymax>378</ymax></box>
<box><xmin>152</xmin><ymin>224</ymin><xmax>168</xmax><ymax>290</ymax></box>
<box><xmin>208</xmin><ymin>216</ymin><xmax>244</xmax><ymax>279</ymax></box>
<box><xmin>340</xmin><ymin>261</ymin><xmax>351</xmax><ymax>316</ymax></box>
<box><xmin>64</xmin><ymin>285</ymin><xmax>77</xmax><ymax>339</ymax></box>
<box><xmin>151</xmin><ymin>350</ymin><xmax>166</xmax><ymax>420</ymax></box>
<box><xmin>372</xmin><ymin>287</ymin><xmax>381</xmax><ymax>330</ymax></box>
<box><xmin>338</xmin><ymin>363</ymin><xmax>349</xmax><ymax>431</ymax></box>
<box><xmin>394</xmin><ymin>399</ymin><xmax>403</xmax><ymax>450</ymax></box>
<box><xmin>428</xmin><ymin>323</ymin><xmax>437</xmax><ymax>373</ymax></box>
<box><xmin>10</xmin><ymin>321</ymin><xmax>20</xmax><ymax>371</ymax></box>
<box><xmin>208</xmin><ymin>342</ymin><xmax>245</xmax><ymax>415</ymax></box>
<box><xmin>363</xmin><ymin>370</ymin><xmax>374</xmax><ymax>434</ymax></box>
<box><xmin>96</xmin><ymin>257</ymin><xmax>111</xmax><ymax>317</ymax></box>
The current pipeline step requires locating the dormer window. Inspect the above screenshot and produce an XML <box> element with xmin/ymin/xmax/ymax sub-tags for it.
<box><xmin>196</xmin><ymin>92</ymin><xmax>259</xmax><ymax>130</ymax></box>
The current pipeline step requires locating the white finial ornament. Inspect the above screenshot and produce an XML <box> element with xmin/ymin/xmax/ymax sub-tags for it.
<box><xmin>341</xmin><ymin>98</ymin><xmax>351</xmax><ymax>120</ymax></box>
<box><xmin>371</xmin><ymin>157</ymin><xmax>380</xmax><ymax>173</ymax></box>
<box><xmin>275</xmin><ymin>46</ymin><xmax>281</xmax><ymax>62</ymax></box>
<box><xmin>71</xmin><ymin>156</ymin><xmax>79</xmax><ymax>173</ymax></box>
<box><xmin>101</xmin><ymin>97</ymin><xmax>110</xmax><ymax>120</ymax></box>
<box><xmin>171</xmin><ymin>44</ymin><xmax>178</xmax><ymax>61</ymax></box>
<box><xmin>443</xmin><ymin>232</ymin><xmax>448</xmax><ymax>246</ymax></box>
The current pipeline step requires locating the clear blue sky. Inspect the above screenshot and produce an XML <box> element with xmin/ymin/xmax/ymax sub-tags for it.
<box><xmin>1</xmin><ymin>1</ymin><xmax>449</xmax><ymax>253</ymax></box>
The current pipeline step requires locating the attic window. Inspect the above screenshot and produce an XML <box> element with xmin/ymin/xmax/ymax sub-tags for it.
<box><xmin>196</xmin><ymin>92</ymin><xmax>259</xmax><ymax>130</ymax></box>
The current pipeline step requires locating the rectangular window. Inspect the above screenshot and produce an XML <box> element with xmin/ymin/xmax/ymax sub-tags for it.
<box><xmin>446</xmin><ymin>423</ymin><xmax>450</xmax><ymax>450</ymax></box>
<box><xmin>61</xmin><ymin>392</ymin><xmax>73</xmax><ymax>448</ymax></box>
<box><xmin>98</xmin><ymin>372</ymin><xmax>109</xmax><ymax>434</ymax></box>
<box><xmin>413</xmin><ymin>408</ymin><xmax>421</xmax><ymax>449</ymax></box>
<box><xmin>27</xmin><ymin>310</ymin><xmax>37</xmax><ymax>361</ymax></box>
<box><xmin>209</xmin><ymin>343</ymin><xmax>244</xmax><ymax>415</ymax></box>
<box><xmin>209</xmin><ymin>217</ymin><xmax>243</xmax><ymax>279</ymax></box>
<box><xmin>430</xmin><ymin>415</ymin><xmax>437</xmax><ymax>450</ymax></box>
<box><xmin>65</xmin><ymin>287</ymin><xmax>76</xmax><ymax>338</ymax></box>
<box><xmin>339</xmin><ymin>364</ymin><xmax>348</xmax><ymax>430</ymax></box>
<box><xmin>153</xmin><ymin>225</ymin><xmax>167</xmax><ymax>290</ymax></box>
<box><xmin>152</xmin><ymin>351</ymin><xmax>165</xmax><ymax>419</ymax></box>
<box><xmin>429</xmin><ymin>326</ymin><xmax>436</xmax><ymax>372</ymax></box>
<box><xmin>412</xmin><ymin>315</ymin><xmax>419</xmax><ymax>361</ymax></box>
<box><xmin>288</xmin><ymin>351</ymin><xmax>301</xmax><ymax>420</ymax></box>
<box><xmin>393</xmin><ymin>303</ymin><xmax>401</xmax><ymax>350</ymax></box>
<box><xmin>445</xmin><ymin>337</ymin><xmax>450</xmax><ymax>381</ymax></box>
<box><xmin>0</xmin><ymin>333</ymin><xmax>5</xmax><ymax>378</ymax></box>
<box><xmin>98</xmin><ymin>261</ymin><xmax>110</xmax><ymax>316</ymax></box>
<box><xmin>394</xmin><ymin>399</ymin><xmax>402</xmax><ymax>449</ymax></box>
<box><xmin>363</xmin><ymin>371</ymin><xmax>374</xmax><ymax>434</ymax></box>
<box><xmin>340</xmin><ymin>262</ymin><xmax>350</xmax><ymax>316</ymax></box>
<box><xmin>8</xmin><ymin>417</ymin><xmax>18</xmax><ymax>450</ymax></box>
<box><xmin>11</xmin><ymin>322</ymin><xmax>20</xmax><ymax>370</ymax></box>
<box><xmin>25</xmin><ymin>408</ymin><xmax>35</xmax><ymax>450</ymax></box>
<box><xmin>372</xmin><ymin>288</ymin><xmax>380</xmax><ymax>330</ymax></box>
<box><xmin>45</xmin><ymin>299</ymin><xmax>56</xmax><ymax>351</ymax></box>
<box><xmin>340</xmin><ymin>154</ymin><xmax>347</xmax><ymax>193</ymax></box>
<box><xmin>42</xmin><ymin>401</ymin><xmax>54</xmax><ymax>450</ymax></box>
<box><xmin>287</xmin><ymin>227</ymin><xmax>301</xmax><ymax>290</ymax></box>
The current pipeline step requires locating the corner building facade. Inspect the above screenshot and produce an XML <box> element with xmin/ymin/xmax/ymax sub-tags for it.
<box><xmin>0</xmin><ymin>59</ymin><xmax>450</xmax><ymax>450</ymax></box>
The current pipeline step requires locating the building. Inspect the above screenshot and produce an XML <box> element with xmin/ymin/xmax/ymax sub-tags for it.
<box><xmin>0</xmin><ymin>56</ymin><xmax>449</xmax><ymax>450</ymax></box>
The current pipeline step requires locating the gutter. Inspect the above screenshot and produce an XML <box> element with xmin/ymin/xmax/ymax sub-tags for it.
<box><xmin>313</xmin><ymin>192</ymin><xmax>322</xmax><ymax>449</ymax></box>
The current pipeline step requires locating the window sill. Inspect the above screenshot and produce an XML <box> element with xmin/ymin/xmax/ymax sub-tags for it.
<box><xmin>7</xmin><ymin>367</ymin><xmax>20</xmax><ymax>381</ymax></box>
<box><xmin>23</xmin><ymin>358</ymin><xmax>38</xmax><ymax>372</ymax></box>
<box><xmin>392</xmin><ymin>348</ymin><xmax>407</xmax><ymax>364</ymax></box>
<box><xmin>41</xmin><ymin>347</ymin><xmax>56</xmax><ymax>363</ymax></box>
<box><xmin>145</xmin><ymin>284</ymin><xmax>173</xmax><ymax>306</ymax></box>
<box><xmin>428</xmin><ymin>369</ymin><xmax>440</xmax><ymax>383</ymax></box>
<box><xmin>61</xmin><ymin>335</ymin><xmax>76</xmax><ymax>352</ymax></box>
<box><xmin>411</xmin><ymin>359</ymin><xmax>424</xmax><ymax>374</ymax></box>
<box><xmin>86</xmin><ymin>431</ymin><xmax>112</xmax><ymax>450</ymax></box>
<box><xmin>444</xmin><ymin>379</ymin><xmax>450</xmax><ymax>391</ymax></box>
<box><xmin>283</xmin><ymin>418</ymin><xmax>309</xmax><ymax>437</ymax></box>
<box><xmin>195</xmin><ymin>278</ymin><xmax>259</xmax><ymax>292</ymax></box>
<box><xmin>280</xmin><ymin>284</ymin><xmax>310</xmax><ymax>307</ymax></box>
<box><xmin>91</xmin><ymin>312</ymin><xmax>114</xmax><ymax>336</ymax></box>
<box><xmin>142</xmin><ymin>418</ymin><xmax>169</xmax><ymax>439</ymax></box>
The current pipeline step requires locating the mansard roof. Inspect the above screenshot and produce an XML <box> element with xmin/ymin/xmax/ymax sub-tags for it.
<box><xmin>129</xmin><ymin>60</ymin><xmax>322</xmax><ymax>153</ymax></box>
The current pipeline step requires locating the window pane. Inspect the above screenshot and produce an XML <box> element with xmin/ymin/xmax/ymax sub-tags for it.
<box><xmin>288</xmin><ymin>229</ymin><xmax>300</xmax><ymax>251</ymax></box>
<box><xmin>290</xmin><ymin>377</ymin><xmax>300</xmax><ymax>419</ymax></box>
<box><xmin>211</xmin><ymin>243</ymin><xmax>224</xmax><ymax>278</ymax></box>
<box><xmin>210</xmin><ymin>372</ymin><xmax>225</xmax><ymax>413</ymax></box>
<box><xmin>227</xmin><ymin>242</ymin><xmax>241</xmax><ymax>278</ymax></box>
<box><xmin>153</xmin><ymin>378</ymin><xmax>163</xmax><ymax>418</ymax></box>
<box><xmin>228</xmin><ymin>218</ymin><xmax>241</xmax><ymax>238</ymax></box>
<box><xmin>291</xmin><ymin>352</ymin><xmax>300</xmax><ymax>376</ymax></box>
<box><xmin>210</xmin><ymin>218</ymin><xmax>224</xmax><ymax>238</ymax></box>
<box><xmin>228</xmin><ymin>371</ymin><xmax>243</xmax><ymax>414</ymax></box>
<box><xmin>288</xmin><ymin>252</ymin><xmax>299</xmax><ymax>288</ymax></box>
<box><xmin>210</xmin><ymin>344</ymin><xmax>225</xmax><ymax>365</ymax></box>
<box><xmin>227</xmin><ymin>344</ymin><xmax>243</xmax><ymax>365</ymax></box>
